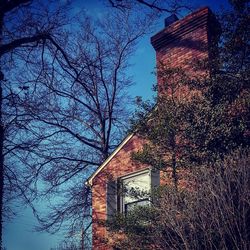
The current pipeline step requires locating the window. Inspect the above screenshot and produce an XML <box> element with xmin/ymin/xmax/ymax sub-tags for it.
<box><xmin>120</xmin><ymin>170</ymin><xmax>151</xmax><ymax>214</ymax></box>
<box><xmin>106</xmin><ymin>168</ymin><xmax>159</xmax><ymax>219</ymax></box>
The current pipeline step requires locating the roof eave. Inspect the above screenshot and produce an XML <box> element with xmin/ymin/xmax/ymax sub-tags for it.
<box><xmin>85</xmin><ymin>133</ymin><xmax>134</xmax><ymax>186</ymax></box>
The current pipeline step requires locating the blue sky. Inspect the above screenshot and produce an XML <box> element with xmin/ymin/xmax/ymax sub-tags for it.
<box><xmin>3</xmin><ymin>0</ymin><xmax>230</xmax><ymax>249</ymax></box>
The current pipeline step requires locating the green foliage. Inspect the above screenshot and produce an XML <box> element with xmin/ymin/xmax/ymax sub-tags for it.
<box><xmin>131</xmin><ymin>0</ymin><xmax>249</xmax><ymax>172</ymax></box>
<box><xmin>106</xmin><ymin>206</ymin><xmax>159</xmax><ymax>249</ymax></box>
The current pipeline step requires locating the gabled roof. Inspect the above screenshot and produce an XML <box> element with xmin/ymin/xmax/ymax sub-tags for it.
<box><xmin>86</xmin><ymin>133</ymin><xmax>134</xmax><ymax>186</ymax></box>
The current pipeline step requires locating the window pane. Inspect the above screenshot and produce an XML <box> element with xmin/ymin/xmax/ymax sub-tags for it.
<box><xmin>122</xmin><ymin>171</ymin><xmax>150</xmax><ymax>205</ymax></box>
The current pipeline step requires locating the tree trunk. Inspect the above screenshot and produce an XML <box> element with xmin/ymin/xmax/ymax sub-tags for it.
<box><xmin>0</xmin><ymin>80</ymin><xmax>4</xmax><ymax>249</ymax></box>
<box><xmin>0</xmin><ymin>13</ymin><xmax>4</xmax><ymax>249</ymax></box>
<box><xmin>0</xmin><ymin>72</ymin><xmax>4</xmax><ymax>250</ymax></box>
<box><xmin>172</xmin><ymin>152</ymin><xmax>178</xmax><ymax>190</ymax></box>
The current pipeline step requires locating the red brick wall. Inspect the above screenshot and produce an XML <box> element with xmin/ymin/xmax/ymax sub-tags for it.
<box><xmin>92</xmin><ymin>135</ymin><xmax>146</xmax><ymax>249</ymax></box>
<box><xmin>91</xmin><ymin>7</ymin><xmax>219</xmax><ymax>249</ymax></box>
<box><xmin>91</xmin><ymin>138</ymin><xmax>195</xmax><ymax>249</ymax></box>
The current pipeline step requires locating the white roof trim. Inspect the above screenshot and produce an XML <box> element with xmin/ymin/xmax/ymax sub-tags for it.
<box><xmin>86</xmin><ymin>133</ymin><xmax>134</xmax><ymax>186</ymax></box>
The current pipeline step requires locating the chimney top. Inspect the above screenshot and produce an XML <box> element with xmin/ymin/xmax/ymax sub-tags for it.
<box><xmin>164</xmin><ymin>14</ymin><xmax>178</xmax><ymax>27</ymax></box>
<box><xmin>151</xmin><ymin>7</ymin><xmax>214</xmax><ymax>51</ymax></box>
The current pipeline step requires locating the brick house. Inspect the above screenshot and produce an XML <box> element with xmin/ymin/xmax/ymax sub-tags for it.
<box><xmin>86</xmin><ymin>7</ymin><xmax>219</xmax><ymax>249</ymax></box>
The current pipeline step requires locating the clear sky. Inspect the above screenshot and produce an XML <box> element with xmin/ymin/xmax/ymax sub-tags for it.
<box><xmin>3</xmin><ymin>0</ymin><xmax>230</xmax><ymax>249</ymax></box>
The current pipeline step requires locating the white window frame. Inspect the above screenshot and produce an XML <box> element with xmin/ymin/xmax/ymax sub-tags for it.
<box><xmin>119</xmin><ymin>169</ymin><xmax>152</xmax><ymax>214</ymax></box>
<box><xmin>106</xmin><ymin>168</ymin><xmax>159</xmax><ymax>218</ymax></box>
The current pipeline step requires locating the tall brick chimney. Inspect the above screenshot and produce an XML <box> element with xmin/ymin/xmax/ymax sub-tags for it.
<box><xmin>151</xmin><ymin>7</ymin><xmax>220</xmax><ymax>96</ymax></box>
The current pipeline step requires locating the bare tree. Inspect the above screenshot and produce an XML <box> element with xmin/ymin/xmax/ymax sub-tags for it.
<box><xmin>0</xmin><ymin>0</ymin><xmax>191</xmax><ymax>247</ymax></box>
<box><xmin>106</xmin><ymin>150</ymin><xmax>250</xmax><ymax>250</ymax></box>
<box><xmin>107</xmin><ymin>0</ymin><xmax>190</xmax><ymax>12</ymax></box>
<box><xmin>33</xmin><ymin>11</ymin><xmax>150</xmax><ymax>233</ymax></box>
<box><xmin>154</xmin><ymin>150</ymin><xmax>250</xmax><ymax>250</ymax></box>
<box><xmin>2</xmin><ymin>5</ymin><xmax>155</xmax><ymax>245</ymax></box>
<box><xmin>0</xmin><ymin>0</ymin><xmax>71</xmax><ymax>247</ymax></box>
